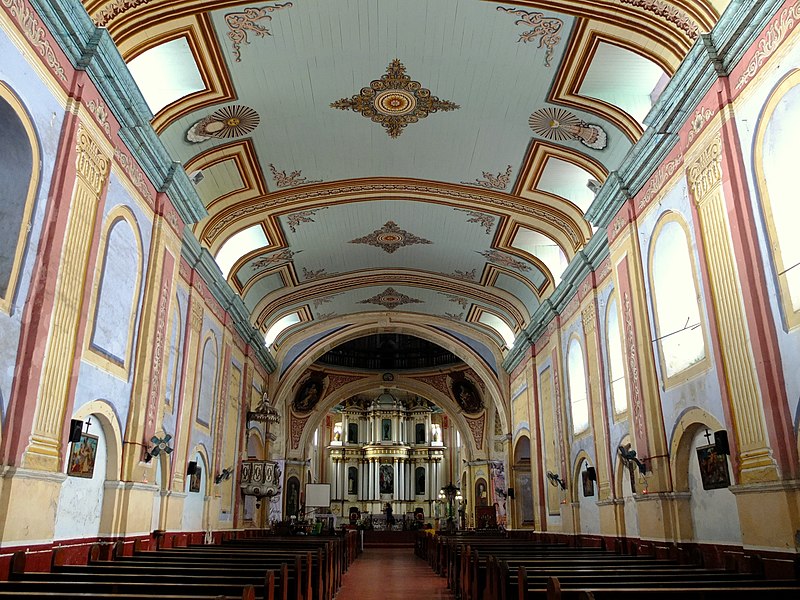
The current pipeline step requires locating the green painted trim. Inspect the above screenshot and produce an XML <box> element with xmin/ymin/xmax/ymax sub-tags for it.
<box><xmin>30</xmin><ymin>0</ymin><xmax>206</xmax><ymax>224</ymax></box>
<box><xmin>507</xmin><ymin>0</ymin><xmax>785</xmax><ymax>372</ymax></box>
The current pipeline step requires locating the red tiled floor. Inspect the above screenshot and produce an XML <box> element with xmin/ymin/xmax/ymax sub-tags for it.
<box><xmin>336</xmin><ymin>547</ymin><xmax>455</xmax><ymax>599</ymax></box>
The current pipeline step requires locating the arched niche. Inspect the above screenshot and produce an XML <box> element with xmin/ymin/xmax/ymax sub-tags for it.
<box><xmin>614</xmin><ymin>434</ymin><xmax>639</xmax><ymax>539</ymax></box>
<box><xmin>183</xmin><ymin>446</ymin><xmax>209</xmax><ymax>531</ymax></box>
<box><xmin>669</xmin><ymin>407</ymin><xmax>739</xmax><ymax>545</ymax></box>
<box><xmin>54</xmin><ymin>400</ymin><xmax>123</xmax><ymax>540</ymax></box>
<box><xmin>512</xmin><ymin>434</ymin><xmax>534</xmax><ymax>528</ymax></box>
<box><xmin>572</xmin><ymin>451</ymin><xmax>600</xmax><ymax>535</ymax></box>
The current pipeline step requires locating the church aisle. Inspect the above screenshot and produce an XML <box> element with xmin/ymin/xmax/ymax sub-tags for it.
<box><xmin>335</xmin><ymin>547</ymin><xmax>454</xmax><ymax>600</ymax></box>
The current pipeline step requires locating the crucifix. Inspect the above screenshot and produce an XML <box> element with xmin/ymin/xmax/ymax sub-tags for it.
<box><xmin>703</xmin><ymin>428</ymin><xmax>713</xmax><ymax>445</ymax></box>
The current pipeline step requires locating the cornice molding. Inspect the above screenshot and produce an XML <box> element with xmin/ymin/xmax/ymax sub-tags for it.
<box><xmin>30</xmin><ymin>0</ymin><xmax>206</xmax><ymax>225</ymax></box>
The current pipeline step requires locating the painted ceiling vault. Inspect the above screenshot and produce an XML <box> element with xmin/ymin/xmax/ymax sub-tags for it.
<box><xmin>84</xmin><ymin>0</ymin><xmax>726</xmax><ymax>359</ymax></box>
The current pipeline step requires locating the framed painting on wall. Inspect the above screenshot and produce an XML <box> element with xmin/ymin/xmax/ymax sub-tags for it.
<box><xmin>581</xmin><ymin>470</ymin><xmax>594</xmax><ymax>497</ymax></box>
<box><xmin>696</xmin><ymin>444</ymin><xmax>730</xmax><ymax>490</ymax></box>
<box><xmin>68</xmin><ymin>433</ymin><xmax>98</xmax><ymax>478</ymax></box>
<box><xmin>189</xmin><ymin>465</ymin><xmax>202</xmax><ymax>493</ymax></box>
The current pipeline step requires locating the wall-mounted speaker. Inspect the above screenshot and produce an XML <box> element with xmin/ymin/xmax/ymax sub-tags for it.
<box><xmin>187</xmin><ymin>461</ymin><xmax>198</xmax><ymax>476</ymax></box>
<box><xmin>586</xmin><ymin>466</ymin><xmax>597</xmax><ymax>481</ymax></box>
<box><xmin>68</xmin><ymin>419</ymin><xmax>83</xmax><ymax>443</ymax></box>
<box><xmin>507</xmin><ymin>487</ymin><xmax>515</xmax><ymax>499</ymax></box>
<box><xmin>714</xmin><ymin>430</ymin><xmax>730</xmax><ymax>455</ymax></box>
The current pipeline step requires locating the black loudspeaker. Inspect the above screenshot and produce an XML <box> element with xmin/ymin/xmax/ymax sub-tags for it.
<box><xmin>68</xmin><ymin>419</ymin><xmax>83</xmax><ymax>443</ymax></box>
<box><xmin>187</xmin><ymin>461</ymin><xmax>198</xmax><ymax>476</ymax></box>
<box><xmin>586</xmin><ymin>466</ymin><xmax>597</xmax><ymax>481</ymax></box>
<box><xmin>714</xmin><ymin>430</ymin><xmax>730</xmax><ymax>455</ymax></box>
<box><xmin>507</xmin><ymin>487</ymin><xmax>515</xmax><ymax>499</ymax></box>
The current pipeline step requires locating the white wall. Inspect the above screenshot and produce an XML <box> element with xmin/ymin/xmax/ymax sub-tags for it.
<box><xmin>182</xmin><ymin>453</ymin><xmax>207</xmax><ymax>531</ymax></box>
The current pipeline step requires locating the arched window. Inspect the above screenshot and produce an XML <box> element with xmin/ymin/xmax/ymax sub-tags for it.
<box><xmin>755</xmin><ymin>70</ymin><xmax>800</xmax><ymax>329</ymax></box>
<box><xmin>606</xmin><ymin>296</ymin><xmax>628</xmax><ymax>414</ymax></box>
<box><xmin>196</xmin><ymin>335</ymin><xmax>218</xmax><ymax>426</ymax></box>
<box><xmin>87</xmin><ymin>211</ymin><xmax>143</xmax><ymax>374</ymax></box>
<box><xmin>567</xmin><ymin>337</ymin><xmax>589</xmax><ymax>434</ymax></box>
<box><xmin>164</xmin><ymin>299</ymin><xmax>183</xmax><ymax>407</ymax></box>
<box><xmin>649</xmin><ymin>214</ymin><xmax>707</xmax><ymax>382</ymax></box>
<box><xmin>0</xmin><ymin>83</ymin><xmax>39</xmax><ymax>313</ymax></box>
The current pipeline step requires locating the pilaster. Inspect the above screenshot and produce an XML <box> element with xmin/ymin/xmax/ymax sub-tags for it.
<box><xmin>686</xmin><ymin>127</ymin><xmax>778</xmax><ymax>483</ymax></box>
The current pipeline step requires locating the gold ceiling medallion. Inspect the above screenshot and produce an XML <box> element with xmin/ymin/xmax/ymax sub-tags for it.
<box><xmin>331</xmin><ymin>59</ymin><xmax>459</xmax><ymax>138</ymax></box>
<box><xmin>497</xmin><ymin>7</ymin><xmax>563</xmax><ymax>68</ymax></box>
<box><xmin>186</xmin><ymin>105</ymin><xmax>260</xmax><ymax>143</ymax></box>
<box><xmin>349</xmin><ymin>220</ymin><xmax>433</xmax><ymax>253</ymax></box>
<box><xmin>269</xmin><ymin>164</ymin><xmax>322</xmax><ymax>188</ymax></box>
<box><xmin>461</xmin><ymin>166</ymin><xmax>513</xmax><ymax>191</ymax></box>
<box><xmin>359</xmin><ymin>287</ymin><xmax>424</xmax><ymax>310</ymax></box>
<box><xmin>529</xmin><ymin>107</ymin><xmax>607</xmax><ymax>150</ymax></box>
<box><xmin>225</xmin><ymin>3</ymin><xmax>293</xmax><ymax>62</ymax></box>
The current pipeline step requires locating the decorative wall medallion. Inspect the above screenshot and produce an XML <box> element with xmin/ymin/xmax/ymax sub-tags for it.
<box><xmin>349</xmin><ymin>220</ymin><xmax>432</xmax><ymax>253</ymax></box>
<box><xmin>285</xmin><ymin>207</ymin><xmax>326</xmax><ymax>233</ymax></box>
<box><xmin>269</xmin><ymin>164</ymin><xmax>321</xmax><ymax>188</ymax></box>
<box><xmin>497</xmin><ymin>6</ymin><xmax>564</xmax><ymax>67</ymax></box>
<box><xmin>461</xmin><ymin>165</ymin><xmax>513</xmax><ymax>190</ymax></box>
<box><xmin>452</xmin><ymin>378</ymin><xmax>484</xmax><ymax>414</ymax></box>
<box><xmin>442</xmin><ymin>293</ymin><xmax>469</xmax><ymax>309</ymax></box>
<box><xmin>86</xmin><ymin>99</ymin><xmax>111</xmax><ymax>136</ymax></box>
<box><xmin>456</xmin><ymin>209</ymin><xmax>496</xmax><ymax>234</ymax></box>
<box><xmin>358</xmin><ymin>287</ymin><xmax>424</xmax><ymax>310</ymax></box>
<box><xmin>187</xmin><ymin>105</ymin><xmax>260</xmax><ymax>143</ymax></box>
<box><xmin>293</xmin><ymin>377</ymin><xmax>323</xmax><ymax>413</ymax></box>
<box><xmin>617</xmin><ymin>0</ymin><xmax>699</xmax><ymax>40</ymax></box>
<box><xmin>331</xmin><ymin>59</ymin><xmax>459</xmax><ymax>138</ymax></box>
<box><xmin>251</xmin><ymin>248</ymin><xmax>299</xmax><ymax>270</ymax></box>
<box><xmin>736</xmin><ymin>2</ymin><xmax>800</xmax><ymax>90</ymax></box>
<box><xmin>225</xmin><ymin>3</ymin><xmax>293</xmax><ymax>62</ymax></box>
<box><xmin>687</xmin><ymin>108</ymin><xmax>713</xmax><ymax>143</ymax></box>
<box><xmin>478</xmin><ymin>249</ymin><xmax>531</xmax><ymax>272</ymax></box>
<box><xmin>529</xmin><ymin>107</ymin><xmax>607</xmax><ymax>150</ymax></box>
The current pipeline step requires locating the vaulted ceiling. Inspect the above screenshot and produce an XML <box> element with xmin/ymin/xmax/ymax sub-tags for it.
<box><xmin>84</xmin><ymin>0</ymin><xmax>726</xmax><ymax>362</ymax></box>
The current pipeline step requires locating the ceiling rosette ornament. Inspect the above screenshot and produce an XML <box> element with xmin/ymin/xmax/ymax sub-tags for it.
<box><xmin>186</xmin><ymin>105</ymin><xmax>260</xmax><ymax>143</ymax></box>
<box><xmin>349</xmin><ymin>220</ymin><xmax>432</xmax><ymax>253</ymax></box>
<box><xmin>331</xmin><ymin>59</ymin><xmax>459</xmax><ymax>138</ymax></box>
<box><xmin>359</xmin><ymin>287</ymin><xmax>424</xmax><ymax>310</ymax></box>
<box><xmin>529</xmin><ymin>107</ymin><xmax>607</xmax><ymax>150</ymax></box>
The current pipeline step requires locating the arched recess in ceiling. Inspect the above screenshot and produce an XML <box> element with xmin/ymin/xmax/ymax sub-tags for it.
<box><xmin>198</xmin><ymin>181</ymin><xmax>591</xmax><ymax>259</ymax></box>
<box><xmin>272</xmin><ymin>316</ymin><xmax>510</xmax><ymax>432</ymax></box>
<box><xmin>285</xmin><ymin>374</ymin><xmax>495</xmax><ymax>462</ymax></box>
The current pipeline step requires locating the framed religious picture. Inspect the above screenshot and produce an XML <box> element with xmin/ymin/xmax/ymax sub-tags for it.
<box><xmin>189</xmin><ymin>465</ymin><xmax>202</xmax><ymax>493</ymax></box>
<box><xmin>696</xmin><ymin>444</ymin><xmax>731</xmax><ymax>490</ymax></box>
<box><xmin>68</xmin><ymin>433</ymin><xmax>98</xmax><ymax>478</ymax></box>
<box><xmin>381</xmin><ymin>418</ymin><xmax>392</xmax><ymax>441</ymax></box>
<box><xmin>581</xmin><ymin>470</ymin><xmax>594</xmax><ymax>497</ymax></box>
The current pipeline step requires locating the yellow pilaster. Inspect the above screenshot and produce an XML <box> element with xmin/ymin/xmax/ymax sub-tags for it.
<box><xmin>171</xmin><ymin>294</ymin><xmax>205</xmax><ymax>492</ymax></box>
<box><xmin>687</xmin><ymin>130</ymin><xmax>778</xmax><ymax>483</ymax></box>
<box><xmin>23</xmin><ymin>124</ymin><xmax>109</xmax><ymax>471</ymax></box>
